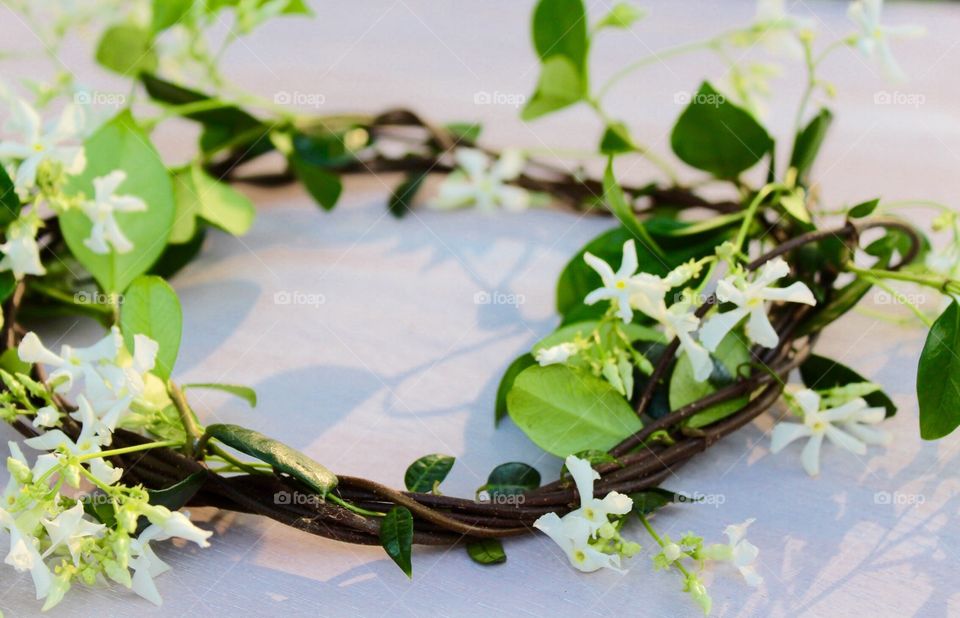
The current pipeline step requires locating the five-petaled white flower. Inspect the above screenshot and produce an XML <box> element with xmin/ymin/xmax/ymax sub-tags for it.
<box><xmin>79</xmin><ymin>170</ymin><xmax>147</xmax><ymax>254</ymax></box>
<box><xmin>770</xmin><ymin>389</ymin><xmax>890</xmax><ymax>476</ymax></box>
<box><xmin>848</xmin><ymin>0</ymin><xmax>925</xmax><ymax>83</ymax></box>
<box><xmin>432</xmin><ymin>148</ymin><xmax>530</xmax><ymax>212</ymax></box>
<box><xmin>704</xmin><ymin>518</ymin><xmax>764</xmax><ymax>587</ymax></box>
<box><xmin>0</xmin><ymin>98</ymin><xmax>85</xmax><ymax>193</ymax></box>
<box><xmin>41</xmin><ymin>502</ymin><xmax>104</xmax><ymax>565</ymax></box>
<box><xmin>584</xmin><ymin>239</ymin><xmax>640</xmax><ymax>323</ymax></box>
<box><xmin>534</xmin><ymin>512</ymin><xmax>624</xmax><ymax>573</ymax></box>
<box><xmin>564</xmin><ymin>454</ymin><xmax>633</xmax><ymax>535</ymax></box>
<box><xmin>700</xmin><ymin>257</ymin><xmax>815</xmax><ymax>352</ymax></box>
<box><xmin>0</xmin><ymin>506</ymin><xmax>52</xmax><ymax>600</ymax></box>
<box><xmin>535</xmin><ymin>342</ymin><xmax>580</xmax><ymax>366</ymax></box>
<box><xmin>0</xmin><ymin>216</ymin><xmax>45</xmax><ymax>279</ymax></box>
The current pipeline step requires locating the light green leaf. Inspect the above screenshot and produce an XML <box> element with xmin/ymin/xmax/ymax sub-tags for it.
<box><xmin>119</xmin><ymin>275</ymin><xmax>182</xmax><ymax>379</ymax></box>
<box><xmin>670</xmin><ymin>82</ymin><xmax>773</xmax><ymax>179</ymax></box>
<box><xmin>404</xmin><ymin>454</ymin><xmax>455</xmax><ymax>492</ymax></box>
<box><xmin>183</xmin><ymin>382</ymin><xmax>257</xmax><ymax>408</ymax></box>
<box><xmin>522</xmin><ymin>56</ymin><xmax>585</xmax><ymax>120</ymax></box>
<box><xmin>61</xmin><ymin>111</ymin><xmax>175</xmax><ymax>293</ymax></box>
<box><xmin>380</xmin><ymin>506</ymin><xmax>414</xmax><ymax>578</ymax></box>
<box><xmin>532</xmin><ymin>0</ymin><xmax>588</xmax><ymax>69</ymax></box>
<box><xmin>192</xmin><ymin>165</ymin><xmax>255</xmax><ymax>235</ymax></box>
<box><xmin>152</xmin><ymin>0</ymin><xmax>194</xmax><ymax>33</ymax></box>
<box><xmin>596</xmin><ymin>3</ymin><xmax>646</xmax><ymax>30</ymax></box>
<box><xmin>918</xmin><ymin>301</ymin><xmax>960</xmax><ymax>439</ymax></box>
<box><xmin>670</xmin><ymin>330</ymin><xmax>750</xmax><ymax>429</ymax></box>
<box><xmin>533</xmin><ymin>320</ymin><xmax>665</xmax><ymax>353</ymax></box>
<box><xmin>95</xmin><ymin>24</ymin><xmax>158</xmax><ymax>75</ymax></box>
<box><xmin>467</xmin><ymin>539</ymin><xmax>506</xmax><ymax>565</ymax></box>
<box><xmin>206</xmin><ymin>423</ymin><xmax>338</xmax><ymax>496</ymax></box>
<box><xmin>507</xmin><ymin>364</ymin><xmax>642</xmax><ymax>456</ymax></box>
<box><xmin>603</xmin><ymin>159</ymin><xmax>664</xmax><ymax>260</ymax></box>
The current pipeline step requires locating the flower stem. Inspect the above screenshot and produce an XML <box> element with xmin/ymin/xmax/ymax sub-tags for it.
<box><xmin>167</xmin><ymin>380</ymin><xmax>203</xmax><ymax>457</ymax></box>
<box><xmin>639</xmin><ymin>513</ymin><xmax>694</xmax><ymax>580</ymax></box>
<box><xmin>78</xmin><ymin>440</ymin><xmax>184</xmax><ymax>463</ymax></box>
<box><xmin>328</xmin><ymin>493</ymin><xmax>386</xmax><ymax>518</ymax></box>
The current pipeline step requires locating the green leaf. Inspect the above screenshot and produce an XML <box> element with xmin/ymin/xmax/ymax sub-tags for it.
<box><xmin>532</xmin><ymin>0</ymin><xmax>588</xmax><ymax>69</ymax></box>
<box><xmin>533</xmin><ymin>320</ymin><xmax>664</xmax><ymax>353</ymax></box>
<box><xmin>596</xmin><ymin>3</ymin><xmax>646</xmax><ymax>30</ymax></box>
<box><xmin>290</xmin><ymin>154</ymin><xmax>342</xmax><ymax>210</ymax></box>
<box><xmin>496</xmin><ymin>353</ymin><xmax>536</xmax><ymax>426</ymax></box>
<box><xmin>0</xmin><ymin>272</ymin><xmax>16</xmax><ymax>304</ymax></box>
<box><xmin>799</xmin><ymin>354</ymin><xmax>895</xmax><ymax>417</ymax></box>
<box><xmin>467</xmin><ymin>539</ymin><xmax>506</xmax><ymax>565</ymax></box>
<box><xmin>670</xmin><ymin>331</ymin><xmax>750</xmax><ymax>429</ymax></box>
<box><xmin>507</xmin><ymin>364</ymin><xmax>642</xmax><ymax>456</ymax></box>
<box><xmin>790</xmin><ymin>108</ymin><xmax>833</xmax><ymax>181</ymax></box>
<box><xmin>670</xmin><ymin>82</ymin><xmax>773</xmax><ymax>179</ymax></box>
<box><xmin>149</xmin><ymin>228</ymin><xmax>206</xmax><ymax>279</ymax></box>
<box><xmin>603</xmin><ymin>159</ymin><xmax>664</xmax><ymax>260</ymax></box>
<box><xmin>599</xmin><ymin>122</ymin><xmax>633</xmax><ymax>155</ymax></box>
<box><xmin>61</xmin><ymin>111</ymin><xmax>175</xmax><ymax>293</ymax></box>
<box><xmin>191</xmin><ymin>165</ymin><xmax>255</xmax><ymax>236</ymax></box>
<box><xmin>206</xmin><ymin>423</ymin><xmax>338</xmax><ymax>496</ymax></box>
<box><xmin>779</xmin><ymin>191</ymin><xmax>812</xmax><ymax>225</ymax></box>
<box><xmin>0</xmin><ymin>348</ymin><xmax>30</xmax><ymax>375</ymax></box>
<box><xmin>147</xmin><ymin>471</ymin><xmax>206</xmax><ymax>511</ymax></box>
<box><xmin>380</xmin><ymin>506</ymin><xmax>414</xmax><ymax>578</ymax></box>
<box><xmin>445</xmin><ymin>122</ymin><xmax>482</xmax><ymax>144</ymax></box>
<box><xmin>95</xmin><ymin>24</ymin><xmax>158</xmax><ymax>76</ymax></box>
<box><xmin>152</xmin><ymin>0</ymin><xmax>194</xmax><ymax>33</ymax></box>
<box><xmin>388</xmin><ymin>171</ymin><xmax>427</xmax><ymax>218</ymax></box>
<box><xmin>918</xmin><ymin>301</ymin><xmax>960</xmax><ymax>439</ymax></box>
<box><xmin>0</xmin><ymin>165</ymin><xmax>21</xmax><ymax>226</ymax></box>
<box><xmin>169</xmin><ymin>168</ymin><xmax>200</xmax><ymax>244</ymax></box>
<box><xmin>629</xmin><ymin>488</ymin><xmax>680</xmax><ymax>516</ymax></box>
<box><xmin>522</xmin><ymin>56</ymin><xmax>585</xmax><ymax>121</ymax></box>
<box><xmin>183</xmin><ymin>382</ymin><xmax>257</xmax><ymax>407</ymax></box>
<box><xmin>120</xmin><ymin>275</ymin><xmax>182</xmax><ymax>379</ymax></box>
<box><xmin>404</xmin><ymin>454</ymin><xmax>455</xmax><ymax>492</ymax></box>
<box><xmin>848</xmin><ymin>198</ymin><xmax>880</xmax><ymax>219</ymax></box>
<box><xmin>479</xmin><ymin>462</ymin><xmax>541</xmax><ymax>497</ymax></box>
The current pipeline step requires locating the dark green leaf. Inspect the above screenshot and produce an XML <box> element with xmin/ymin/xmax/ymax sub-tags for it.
<box><xmin>445</xmin><ymin>122</ymin><xmax>482</xmax><ymax>144</ymax></box>
<box><xmin>147</xmin><ymin>471</ymin><xmax>207</xmax><ymax>511</ymax></box>
<box><xmin>206</xmin><ymin>423</ymin><xmax>338</xmax><ymax>496</ymax></box>
<box><xmin>480</xmin><ymin>462</ymin><xmax>541</xmax><ymax>497</ymax></box>
<box><xmin>95</xmin><ymin>24</ymin><xmax>157</xmax><ymax>75</ymax></box>
<box><xmin>290</xmin><ymin>154</ymin><xmax>342</xmax><ymax>210</ymax></box>
<box><xmin>800</xmin><ymin>354</ymin><xmax>895</xmax><ymax>417</ymax></box>
<box><xmin>848</xmin><ymin>198</ymin><xmax>880</xmax><ymax>219</ymax></box>
<box><xmin>495</xmin><ymin>353</ymin><xmax>535</xmax><ymax>426</ymax></box>
<box><xmin>670</xmin><ymin>82</ymin><xmax>773</xmax><ymax>179</ymax></box>
<box><xmin>380</xmin><ymin>506</ymin><xmax>414</xmax><ymax>578</ymax></box>
<box><xmin>790</xmin><ymin>108</ymin><xmax>833</xmax><ymax>181</ymax></box>
<box><xmin>404</xmin><ymin>454</ymin><xmax>455</xmax><ymax>492</ymax></box>
<box><xmin>531</xmin><ymin>0</ymin><xmax>588</xmax><ymax>70</ymax></box>
<box><xmin>918</xmin><ymin>301</ymin><xmax>960</xmax><ymax>439</ymax></box>
<box><xmin>507</xmin><ymin>364</ymin><xmax>643</xmax><ymax>456</ymax></box>
<box><xmin>599</xmin><ymin>122</ymin><xmax>633</xmax><ymax>155</ymax></box>
<box><xmin>120</xmin><ymin>276</ymin><xmax>182</xmax><ymax>380</ymax></box>
<box><xmin>467</xmin><ymin>539</ymin><xmax>506</xmax><ymax>565</ymax></box>
<box><xmin>0</xmin><ymin>165</ymin><xmax>21</xmax><ymax>226</ymax></box>
<box><xmin>149</xmin><ymin>228</ymin><xmax>206</xmax><ymax>279</ymax></box>
<box><xmin>388</xmin><ymin>171</ymin><xmax>427</xmax><ymax>218</ymax></box>
<box><xmin>0</xmin><ymin>272</ymin><xmax>16</xmax><ymax>304</ymax></box>
<box><xmin>184</xmin><ymin>382</ymin><xmax>257</xmax><ymax>407</ymax></box>
<box><xmin>629</xmin><ymin>488</ymin><xmax>680</xmax><ymax>516</ymax></box>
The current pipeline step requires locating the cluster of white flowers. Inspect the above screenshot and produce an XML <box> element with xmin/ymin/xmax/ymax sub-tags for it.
<box><xmin>770</xmin><ymin>387</ymin><xmax>891</xmax><ymax>476</ymax></box>
<box><xmin>847</xmin><ymin>0</ymin><xmax>925</xmax><ymax>83</ymax></box>
<box><xmin>0</xmin><ymin>97</ymin><xmax>148</xmax><ymax>282</ymax></box>
<box><xmin>537</xmin><ymin>239</ymin><xmax>816</xmax><ymax>386</ymax></box>
<box><xmin>431</xmin><ymin>148</ymin><xmax>532</xmax><ymax>212</ymax></box>
<box><xmin>0</xmin><ymin>329</ymin><xmax>211</xmax><ymax>609</ymax></box>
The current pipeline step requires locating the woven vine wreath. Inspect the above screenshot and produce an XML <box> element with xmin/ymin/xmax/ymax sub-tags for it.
<box><xmin>0</xmin><ymin>0</ymin><xmax>956</xmax><ymax>614</ymax></box>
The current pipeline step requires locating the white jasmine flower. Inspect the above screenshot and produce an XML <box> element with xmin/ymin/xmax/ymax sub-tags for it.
<box><xmin>700</xmin><ymin>258</ymin><xmax>816</xmax><ymax>352</ymax></box>
<box><xmin>41</xmin><ymin>502</ymin><xmax>104</xmax><ymax>564</ymax></box>
<box><xmin>32</xmin><ymin>405</ymin><xmax>60</xmax><ymax>429</ymax></box>
<box><xmin>18</xmin><ymin>328</ymin><xmax>121</xmax><ymax>396</ymax></box>
<box><xmin>753</xmin><ymin>0</ymin><xmax>812</xmax><ymax>58</ymax></box>
<box><xmin>79</xmin><ymin>170</ymin><xmax>146</xmax><ymax>254</ymax></box>
<box><xmin>770</xmin><ymin>389</ymin><xmax>888</xmax><ymax>476</ymax></box>
<box><xmin>139</xmin><ymin>509</ymin><xmax>212</xmax><ymax>548</ymax></box>
<box><xmin>658</xmin><ymin>297</ymin><xmax>714</xmax><ymax>383</ymax></box>
<box><xmin>24</xmin><ymin>395</ymin><xmax>123</xmax><ymax>486</ymax></box>
<box><xmin>848</xmin><ymin>0</ymin><xmax>925</xmax><ymax>82</ymax></box>
<box><xmin>564</xmin><ymin>455</ymin><xmax>633</xmax><ymax>535</ymax></box>
<box><xmin>127</xmin><ymin>527</ymin><xmax>173</xmax><ymax>606</ymax></box>
<box><xmin>432</xmin><ymin>148</ymin><xmax>530</xmax><ymax>212</ymax></box>
<box><xmin>704</xmin><ymin>518</ymin><xmax>763</xmax><ymax>587</ymax></box>
<box><xmin>584</xmin><ymin>239</ymin><xmax>639</xmax><ymax>323</ymax></box>
<box><xmin>0</xmin><ymin>507</ymin><xmax>52</xmax><ymax>600</ymax></box>
<box><xmin>533</xmin><ymin>512</ymin><xmax>624</xmax><ymax>573</ymax></box>
<box><xmin>0</xmin><ymin>98</ymin><xmax>85</xmax><ymax>192</ymax></box>
<box><xmin>0</xmin><ymin>216</ymin><xmax>45</xmax><ymax>279</ymax></box>
<box><xmin>535</xmin><ymin>342</ymin><xmax>580</xmax><ymax>366</ymax></box>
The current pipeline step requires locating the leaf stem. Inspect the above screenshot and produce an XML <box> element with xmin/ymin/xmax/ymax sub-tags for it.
<box><xmin>167</xmin><ymin>380</ymin><xmax>202</xmax><ymax>457</ymax></box>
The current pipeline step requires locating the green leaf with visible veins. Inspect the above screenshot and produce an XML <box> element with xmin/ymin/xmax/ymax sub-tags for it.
<box><xmin>918</xmin><ymin>301</ymin><xmax>960</xmax><ymax>439</ymax></box>
<box><xmin>380</xmin><ymin>506</ymin><xmax>414</xmax><ymax>578</ymax></box>
<box><xmin>404</xmin><ymin>454</ymin><xmax>455</xmax><ymax>492</ymax></box>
